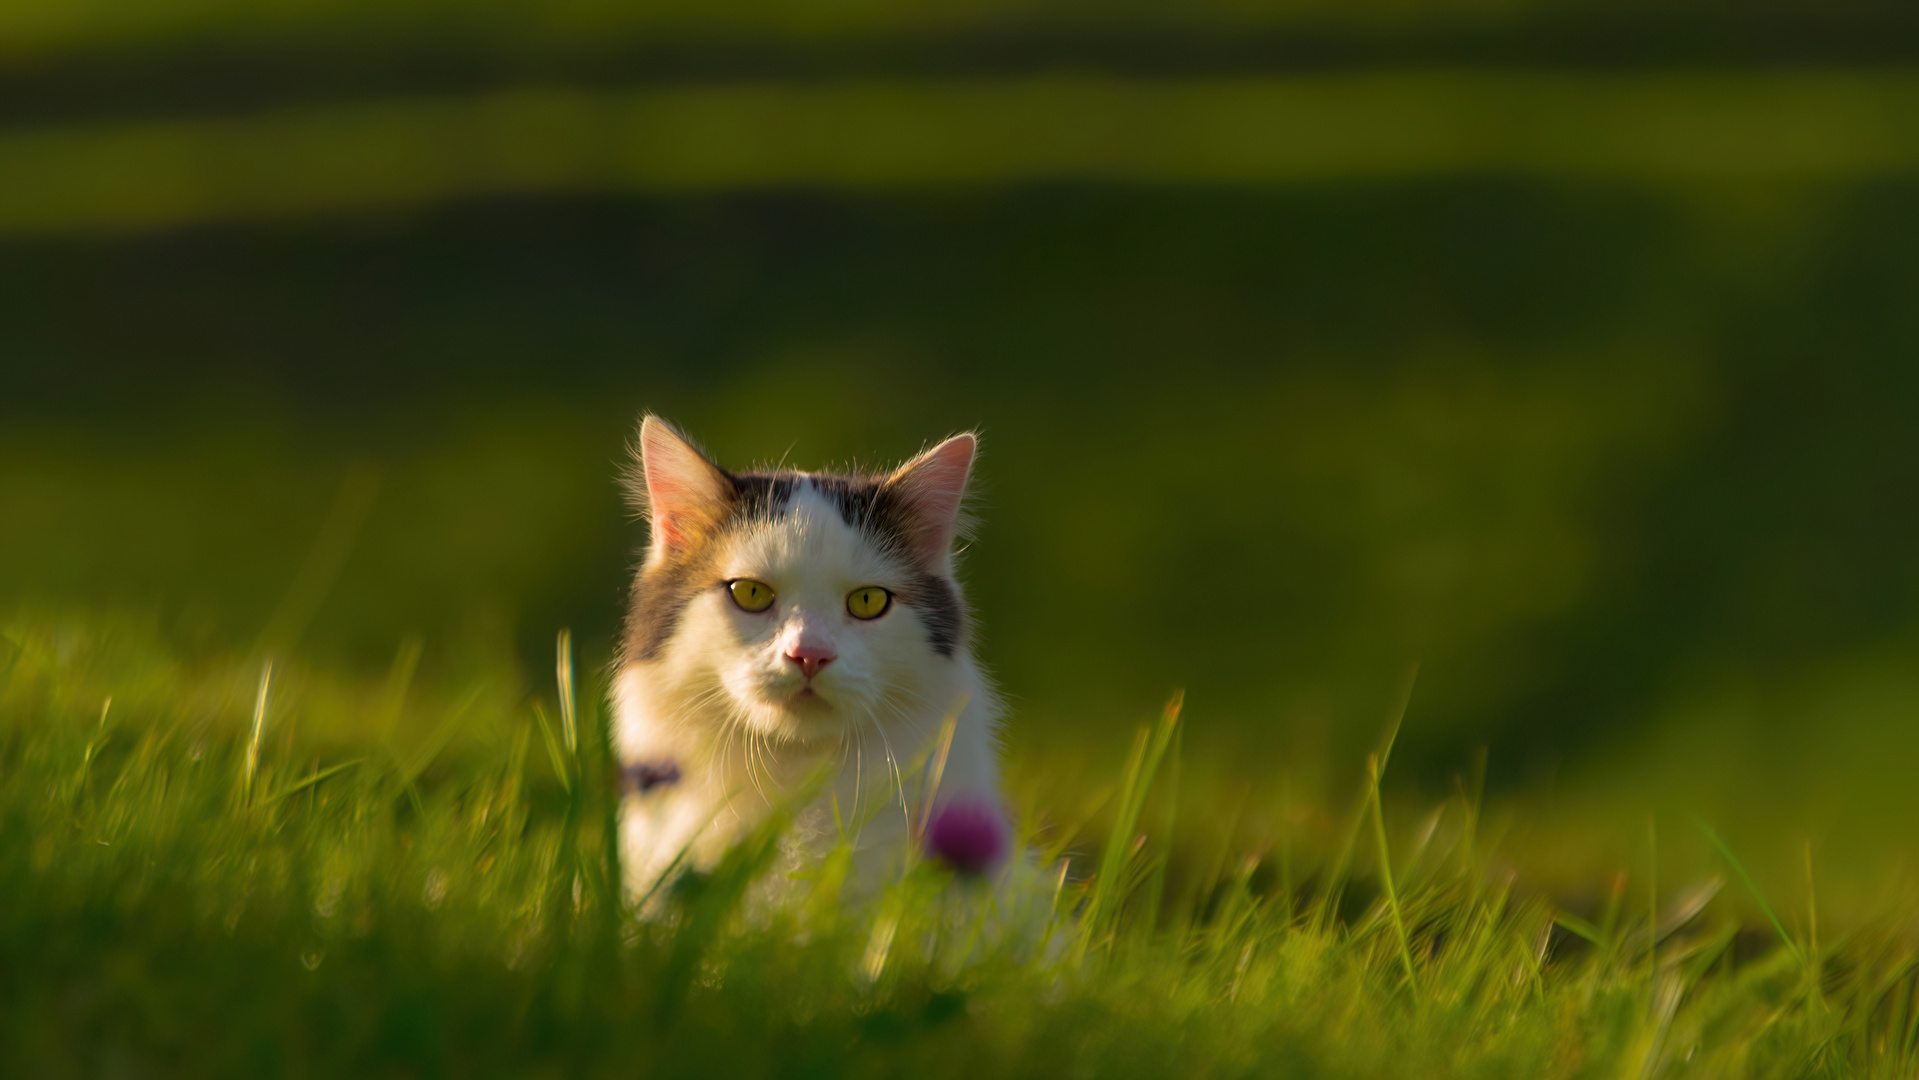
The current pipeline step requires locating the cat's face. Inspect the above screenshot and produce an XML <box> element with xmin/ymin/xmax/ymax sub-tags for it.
<box><xmin>622</xmin><ymin>418</ymin><xmax>974</xmax><ymax>744</ymax></box>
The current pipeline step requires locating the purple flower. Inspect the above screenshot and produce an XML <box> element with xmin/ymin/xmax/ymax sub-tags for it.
<box><xmin>925</xmin><ymin>800</ymin><xmax>1007</xmax><ymax>875</ymax></box>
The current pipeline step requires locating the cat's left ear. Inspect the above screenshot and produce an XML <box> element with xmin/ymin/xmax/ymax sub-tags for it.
<box><xmin>630</xmin><ymin>416</ymin><xmax>734</xmax><ymax>561</ymax></box>
<box><xmin>884</xmin><ymin>433</ymin><xmax>976</xmax><ymax>565</ymax></box>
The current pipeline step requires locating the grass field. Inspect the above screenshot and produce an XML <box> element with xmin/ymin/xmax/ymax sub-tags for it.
<box><xmin>6</xmin><ymin>0</ymin><xmax>1919</xmax><ymax>1072</ymax></box>
<box><xmin>7</xmin><ymin>611</ymin><xmax>1915</xmax><ymax>1078</ymax></box>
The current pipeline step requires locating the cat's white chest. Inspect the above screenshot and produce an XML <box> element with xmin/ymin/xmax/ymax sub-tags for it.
<box><xmin>614</xmin><ymin>659</ymin><xmax>1005</xmax><ymax>901</ymax></box>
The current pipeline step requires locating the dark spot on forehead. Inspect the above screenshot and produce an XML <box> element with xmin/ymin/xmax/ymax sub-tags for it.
<box><xmin>804</xmin><ymin>474</ymin><xmax>919</xmax><ymax>559</ymax></box>
<box><xmin>729</xmin><ymin>473</ymin><xmax>797</xmax><ymax>519</ymax></box>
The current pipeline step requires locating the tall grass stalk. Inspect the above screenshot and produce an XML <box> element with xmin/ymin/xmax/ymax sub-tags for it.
<box><xmin>556</xmin><ymin>627</ymin><xmax>577</xmax><ymax>757</ymax></box>
<box><xmin>1315</xmin><ymin>660</ymin><xmax>1418</xmax><ymax>933</ymax></box>
<box><xmin>1366</xmin><ymin>752</ymin><xmax>1418</xmax><ymax>999</ymax></box>
<box><xmin>241</xmin><ymin>659</ymin><xmax>271</xmax><ymax>806</ymax></box>
<box><xmin>1080</xmin><ymin>691</ymin><xmax>1181</xmax><ymax>952</ymax></box>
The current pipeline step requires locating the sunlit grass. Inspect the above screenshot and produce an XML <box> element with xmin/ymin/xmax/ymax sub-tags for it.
<box><xmin>0</xmin><ymin>0</ymin><xmax>1564</xmax><ymax>60</ymax></box>
<box><xmin>7</xmin><ymin>73</ymin><xmax>1919</xmax><ymax>235</ymax></box>
<box><xmin>6</xmin><ymin>611</ymin><xmax>1918</xmax><ymax>1077</ymax></box>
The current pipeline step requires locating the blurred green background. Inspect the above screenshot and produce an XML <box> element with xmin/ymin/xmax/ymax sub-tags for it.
<box><xmin>5</xmin><ymin>0</ymin><xmax>1919</xmax><ymax>862</ymax></box>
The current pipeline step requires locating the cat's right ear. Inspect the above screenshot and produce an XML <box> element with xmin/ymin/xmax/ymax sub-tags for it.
<box><xmin>629</xmin><ymin>416</ymin><xmax>732</xmax><ymax>559</ymax></box>
<box><xmin>883</xmin><ymin>432</ymin><xmax>976</xmax><ymax>567</ymax></box>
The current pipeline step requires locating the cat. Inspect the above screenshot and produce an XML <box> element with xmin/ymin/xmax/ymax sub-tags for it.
<box><xmin>611</xmin><ymin>417</ymin><xmax>1010</xmax><ymax>901</ymax></box>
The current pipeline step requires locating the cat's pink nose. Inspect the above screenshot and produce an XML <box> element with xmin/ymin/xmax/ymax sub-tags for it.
<box><xmin>785</xmin><ymin>643</ymin><xmax>836</xmax><ymax>679</ymax></box>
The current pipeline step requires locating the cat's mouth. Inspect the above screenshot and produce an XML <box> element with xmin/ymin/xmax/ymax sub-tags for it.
<box><xmin>745</xmin><ymin>672</ymin><xmax>840</xmax><ymax>724</ymax></box>
<box><xmin>757</xmin><ymin>685</ymin><xmax>840</xmax><ymax>736</ymax></box>
<box><xmin>786</xmin><ymin>684</ymin><xmax>832</xmax><ymax>708</ymax></box>
<box><xmin>762</xmin><ymin>681</ymin><xmax>830</xmax><ymax>711</ymax></box>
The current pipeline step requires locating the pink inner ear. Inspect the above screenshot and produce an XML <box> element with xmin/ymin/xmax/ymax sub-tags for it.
<box><xmin>640</xmin><ymin>418</ymin><xmax>727</xmax><ymax>553</ymax></box>
<box><xmin>891</xmin><ymin>434</ymin><xmax>975</xmax><ymax>561</ymax></box>
<box><xmin>648</xmin><ymin>480</ymin><xmax>693</xmax><ymax>549</ymax></box>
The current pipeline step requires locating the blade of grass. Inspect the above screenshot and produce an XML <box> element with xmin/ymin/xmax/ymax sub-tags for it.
<box><xmin>1598</xmin><ymin>871</ymin><xmax>1626</xmax><ymax>954</ymax></box>
<box><xmin>533</xmin><ymin>702</ymin><xmax>572</xmax><ymax>795</ymax></box>
<box><xmin>260</xmin><ymin>758</ymin><xmax>365</xmax><ymax>808</ymax></box>
<box><xmin>1139</xmin><ymin>719</ymin><xmax>1181</xmax><ymax>941</ymax></box>
<box><xmin>1317</xmin><ymin>660</ymin><xmax>1418</xmax><ymax>932</ymax></box>
<box><xmin>255</xmin><ymin>465</ymin><xmax>380</xmax><ymax>658</ymax></box>
<box><xmin>1554</xmin><ymin>911</ymin><xmax>1608</xmax><ymax>947</ymax></box>
<box><xmin>1460</xmin><ymin>745</ymin><xmax>1487</xmax><ymax>887</ymax></box>
<box><xmin>241</xmin><ymin>660</ymin><xmax>273</xmax><ymax>807</ymax></box>
<box><xmin>393</xmin><ymin>686</ymin><xmax>482</xmax><ymax>793</ymax></box>
<box><xmin>583</xmin><ymin>661</ymin><xmax>625</xmax><ymax>932</ymax></box>
<box><xmin>1082</xmin><ymin>691</ymin><xmax>1182</xmax><ymax>946</ymax></box>
<box><xmin>375</xmin><ymin>636</ymin><xmax>422</xmax><ymax>744</ymax></box>
<box><xmin>1367</xmin><ymin>752</ymin><xmax>1419</xmax><ymax>998</ymax></box>
<box><xmin>1806</xmin><ymin>841</ymin><xmax>1823</xmax><ymax>1011</ymax></box>
<box><xmin>1648</xmin><ymin>814</ymin><xmax>1659</xmax><ymax>1003</ymax></box>
<box><xmin>1278</xmin><ymin>775</ymin><xmax>1293</xmax><ymax>912</ymax></box>
<box><xmin>77</xmin><ymin>696</ymin><xmax>112</xmax><ymax>790</ymax></box>
<box><xmin>556</xmin><ymin>628</ymin><xmax>577</xmax><ymax>757</ymax></box>
<box><xmin>1900</xmin><ymin>963</ymin><xmax>1919</xmax><ymax>1066</ymax></box>
<box><xmin>913</xmin><ymin>693</ymin><xmax>966</xmax><ymax>843</ymax></box>
<box><xmin>1695</xmin><ymin>817</ymin><xmax>1798</xmax><ymax>958</ymax></box>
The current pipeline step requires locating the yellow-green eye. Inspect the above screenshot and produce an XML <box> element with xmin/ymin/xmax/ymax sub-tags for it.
<box><xmin>847</xmin><ymin>586</ymin><xmax>892</xmax><ymax>620</ymax></box>
<box><xmin>728</xmin><ymin>579</ymin><xmax>776</xmax><ymax>613</ymax></box>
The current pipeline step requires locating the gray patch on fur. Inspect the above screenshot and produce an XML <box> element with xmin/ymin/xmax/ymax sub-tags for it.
<box><xmin>622</xmin><ymin>543</ymin><xmax>718</xmax><ymax>665</ymax></box>
<box><xmin>895</xmin><ymin>571</ymin><xmax>964</xmax><ymax>657</ymax></box>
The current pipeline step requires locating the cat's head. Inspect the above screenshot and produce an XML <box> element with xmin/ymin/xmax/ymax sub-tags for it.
<box><xmin>620</xmin><ymin>417</ymin><xmax>976</xmax><ymax>744</ymax></box>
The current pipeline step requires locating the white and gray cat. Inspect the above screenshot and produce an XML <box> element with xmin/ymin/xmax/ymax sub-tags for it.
<box><xmin>612</xmin><ymin>417</ymin><xmax>1009</xmax><ymax>899</ymax></box>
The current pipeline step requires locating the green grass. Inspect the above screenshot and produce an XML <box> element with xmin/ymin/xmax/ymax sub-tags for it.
<box><xmin>0</xmin><ymin>0</ymin><xmax>1730</xmax><ymax>60</ymax></box>
<box><xmin>11</xmin><ymin>74</ymin><xmax>1919</xmax><ymax>237</ymax></box>
<box><xmin>6</xmin><ymin>612</ymin><xmax>1918</xmax><ymax>1078</ymax></box>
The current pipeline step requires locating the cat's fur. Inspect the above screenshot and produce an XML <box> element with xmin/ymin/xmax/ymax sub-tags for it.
<box><xmin>612</xmin><ymin>417</ymin><xmax>1008</xmax><ymax>898</ymax></box>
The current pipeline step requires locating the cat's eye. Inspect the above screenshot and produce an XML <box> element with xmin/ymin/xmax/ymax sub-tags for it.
<box><xmin>728</xmin><ymin>579</ymin><xmax>776</xmax><ymax>613</ymax></box>
<box><xmin>847</xmin><ymin>586</ymin><xmax>892</xmax><ymax>620</ymax></box>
